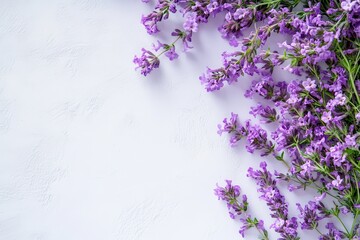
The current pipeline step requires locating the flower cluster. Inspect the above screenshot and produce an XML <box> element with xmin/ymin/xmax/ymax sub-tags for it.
<box><xmin>135</xmin><ymin>0</ymin><xmax>360</xmax><ymax>239</ymax></box>
<box><xmin>217</xmin><ymin>113</ymin><xmax>276</xmax><ymax>156</ymax></box>
<box><xmin>248</xmin><ymin>162</ymin><xmax>299</xmax><ymax>239</ymax></box>
<box><xmin>296</xmin><ymin>200</ymin><xmax>330</xmax><ymax>230</ymax></box>
<box><xmin>215</xmin><ymin>180</ymin><xmax>269</xmax><ymax>239</ymax></box>
<box><xmin>141</xmin><ymin>0</ymin><xmax>176</xmax><ymax>35</ymax></box>
<box><xmin>214</xmin><ymin>180</ymin><xmax>248</xmax><ymax>219</ymax></box>
<box><xmin>133</xmin><ymin>48</ymin><xmax>160</xmax><ymax>76</ymax></box>
<box><xmin>250</xmin><ymin>104</ymin><xmax>278</xmax><ymax>124</ymax></box>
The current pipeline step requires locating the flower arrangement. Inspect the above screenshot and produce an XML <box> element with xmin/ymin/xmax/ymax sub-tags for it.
<box><xmin>134</xmin><ymin>0</ymin><xmax>360</xmax><ymax>239</ymax></box>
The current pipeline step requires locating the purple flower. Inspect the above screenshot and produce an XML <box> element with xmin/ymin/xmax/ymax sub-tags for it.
<box><xmin>302</xmin><ymin>78</ymin><xmax>316</xmax><ymax>91</ymax></box>
<box><xmin>141</xmin><ymin>1</ymin><xmax>176</xmax><ymax>34</ymax></box>
<box><xmin>245</xmin><ymin>77</ymin><xmax>275</xmax><ymax>100</ymax></box>
<box><xmin>217</xmin><ymin>113</ymin><xmax>250</xmax><ymax>147</ymax></box>
<box><xmin>171</xmin><ymin>29</ymin><xmax>193</xmax><ymax>51</ymax></box>
<box><xmin>141</xmin><ymin>13</ymin><xmax>161</xmax><ymax>34</ymax></box>
<box><xmin>321</xmin><ymin>111</ymin><xmax>332</xmax><ymax>123</ymax></box>
<box><xmin>217</xmin><ymin>112</ymin><xmax>238</xmax><ymax>135</ymax></box>
<box><xmin>183</xmin><ymin>12</ymin><xmax>198</xmax><ymax>32</ymax></box>
<box><xmin>288</xmin><ymin>184</ymin><xmax>302</xmax><ymax>192</ymax></box>
<box><xmin>218</xmin><ymin>8</ymin><xmax>254</xmax><ymax>47</ymax></box>
<box><xmin>286</xmin><ymin>94</ymin><xmax>300</xmax><ymax>105</ymax></box>
<box><xmin>246</xmin><ymin>124</ymin><xmax>274</xmax><ymax>156</ymax></box>
<box><xmin>331</xmin><ymin>175</ymin><xmax>344</xmax><ymax>189</ymax></box>
<box><xmin>297</xmin><ymin>201</ymin><xmax>330</xmax><ymax>230</ymax></box>
<box><xmin>249</xmin><ymin>104</ymin><xmax>278</xmax><ymax>123</ymax></box>
<box><xmin>300</xmin><ymin>161</ymin><xmax>315</xmax><ymax>177</ymax></box>
<box><xmin>199</xmin><ymin>67</ymin><xmax>226</xmax><ymax>92</ymax></box>
<box><xmin>340</xmin><ymin>206</ymin><xmax>350</xmax><ymax>215</ymax></box>
<box><xmin>214</xmin><ymin>180</ymin><xmax>248</xmax><ymax>219</ymax></box>
<box><xmin>341</xmin><ymin>0</ymin><xmax>357</xmax><ymax>11</ymax></box>
<box><xmin>320</xmin><ymin>222</ymin><xmax>346</xmax><ymax>240</ymax></box>
<box><xmin>356</xmin><ymin>112</ymin><xmax>360</xmax><ymax>123</ymax></box>
<box><xmin>248</xmin><ymin>162</ymin><xmax>298</xmax><ymax>239</ymax></box>
<box><xmin>314</xmin><ymin>193</ymin><xmax>326</xmax><ymax>202</ymax></box>
<box><xmin>273</xmin><ymin>218</ymin><xmax>285</xmax><ymax>231</ymax></box>
<box><xmin>206</xmin><ymin>2</ymin><xmax>221</xmax><ymax>15</ymax></box>
<box><xmin>152</xmin><ymin>40</ymin><xmax>164</xmax><ymax>52</ymax></box>
<box><xmin>327</xmin><ymin>143</ymin><xmax>346</xmax><ymax>167</ymax></box>
<box><xmin>134</xmin><ymin>48</ymin><xmax>160</xmax><ymax>76</ymax></box>
<box><xmin>221</xmin><ymin>51</ymin><xmax>242</xmax><ymax>84</ymax></box>
<box><xmin>326</xmin><ymin>92</ymin><xmax>346</xmax><ymax>110</ymax></box>
<box><xmin>345</xmin><ymin>134</ymin><xmax>358</xmax><ymax>147</ymax></box>
<box><xmin>165</xmin><ymin>45</ymin><xmax>178</xmax><ymax>61</ymax></box>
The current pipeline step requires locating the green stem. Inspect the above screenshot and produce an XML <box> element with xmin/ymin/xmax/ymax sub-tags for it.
<box><xmin>336</xmin><ymin>41</ymin><xmax>360</xmax><ymax>105</ymax></box>
<box><xmin>156</xmin><ymin>36</ymin><xmax>182</xmax><ymax>58</ymax></box>
<box><xmin>350</xmin><ymin>211</ymin><xmax>359</xmax><ymax>237</ymax></box>
<box><xmin>354</xmin><ymin>173</ymin><xmax>360</xmax><ymax>203</ymax></box>
<box><xmin>294</xmin><ymin>143</ymin><xmax>335</xmax><ymax>180</ymax></box>
<box><xmin>334</xmin><ymin>214</ymin><xmax>351</xmax><ymax>237</ymax></box>
<box><xmin>256</xmin><ymin>227</ymin><xmax>269</xmax><ymax>240</ymax></box>
<box><xmin>349</xmin><ymin>70</ymin><xmax>360</xmax><ymax>105</ymax></box>
<box><xmin>280</xmin><ymin>159</ymin><xmax>290</xmax><ymax>169</ymax></box>
<box><xmin>330</xmin><ymin>13</ymin><xmax>345</xmax><ymax>31</ymax></box>
<box><xmin>315</xmin><ymin>227</ymin><xmax>324</xmax><ymax>237</ymax></box>
<box><xmin>252</xmin><ymin>0</ymin><xmax>281</xmax><ymax>8</ymax></box>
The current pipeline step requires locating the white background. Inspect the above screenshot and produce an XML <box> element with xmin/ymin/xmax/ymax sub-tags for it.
<box><xmin>0</xmin><ymin>1</ymin><xmax>323</xmax><ymax>239</ymax></box>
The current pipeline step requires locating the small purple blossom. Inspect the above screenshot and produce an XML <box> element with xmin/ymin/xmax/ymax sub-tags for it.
<box><xmin>183</xmin><ymin>12</ymin><xmax>198</xmax><ymax>32</ymax></box>
<box><xmin>331</xmin><ymin>175</ymin><xmax>344</xmax><ymax>189</ymax></box>
<box><xmin>300</xmin><ymin>161</ymin><xmax>315</xmax><ymax>178</ymax></box>
<box><xmin>152</xmin><ymin>40</ymin><xmax>164</xmax><ymax>52</ymax></box>
<box><xmin>321</xmin><ymin>111</ymin><xmax>332</xmax><ymax>123</ymax></box>
<box><xmin>302</xmin><ymin>78</ymin><xmax>317</xmax><ymax>91</ymax></box>
<box><xmin>356</xmin><ymin>112</ymin><xmax>360</xmax><ymax>122</ymax></box>
<box><xmin>341</xmin><ymin>0</ymin><xmax>357</xmax><ymax>11</ymax></box>
<box><xmin>164</xmin><ymin>45</ymin><xmax>178</xmax><ymax>60</ymax></box>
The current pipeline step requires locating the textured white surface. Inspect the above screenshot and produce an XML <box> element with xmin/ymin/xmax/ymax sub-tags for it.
<box><xmin>0</xmin><ymin>1</ymin><xmax>317</xmax><ymax>240</ymax></box>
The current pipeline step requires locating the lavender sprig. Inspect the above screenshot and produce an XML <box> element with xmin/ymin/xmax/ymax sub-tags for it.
<box><xmin>214</xmin><ymin>180</ymin><xmax>269</xmax><ymax>239</ymax></box>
